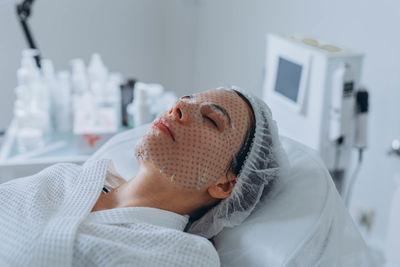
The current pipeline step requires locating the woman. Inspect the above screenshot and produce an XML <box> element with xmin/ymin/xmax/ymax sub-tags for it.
<box><xmin>0</xmin><ymin>87</ymin><xmax>286</xmax><ymax>267</ymax></box>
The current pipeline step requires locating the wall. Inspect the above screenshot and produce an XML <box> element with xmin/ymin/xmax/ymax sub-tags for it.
<box><xmin>189</xmin><ymin>0</ymin><xmax>400</xmax><ymax>248</ymax></box>
<box><xmin>159</xmin><ymin>0</ymin><xmax>198</xmax><ymax>96</ymax></box>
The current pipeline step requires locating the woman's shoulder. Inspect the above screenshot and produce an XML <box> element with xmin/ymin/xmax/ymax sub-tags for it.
<box><xmin>177</xmin><ymin>232</ymin><xmax>221</xmax><ymax>267</ymax></box>
<box><xmin>129</xmin><ymin>226</ymin><xmax>220</xmax><ymax>266</ymax></box>
<box><xmin>77</xmin><ymin>222</ymin><xmax>220</xmax><ymax>267</ymax></box>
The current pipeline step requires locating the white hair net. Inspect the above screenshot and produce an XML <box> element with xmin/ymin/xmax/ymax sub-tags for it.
<box><xmin>187</xmin><ymin>86</ymin><xmax>289</xmax><ymax>239</ymax></box>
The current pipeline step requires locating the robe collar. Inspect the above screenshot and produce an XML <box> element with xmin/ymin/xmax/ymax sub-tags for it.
<box><xmin>85</xmin><ymin>159</ymin><xmax>189</xmax><ymax>231</ymax></box>
<box><xmin>87</xmin><ymin>206</ymin><xmax>189</xmax><ymax>231</ymax></box>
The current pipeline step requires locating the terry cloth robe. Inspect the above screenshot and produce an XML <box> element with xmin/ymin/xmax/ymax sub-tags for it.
<box><xmin>0</xmin><ymin>159</ymin><xmax>220</xmax><ymax>267</ymax></box>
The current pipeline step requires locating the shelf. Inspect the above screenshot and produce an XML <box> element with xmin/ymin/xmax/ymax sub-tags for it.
<box><xmin>0</xmin><ymin>119</ymin><xmax>126</xmax><ymax>167</ymax></box>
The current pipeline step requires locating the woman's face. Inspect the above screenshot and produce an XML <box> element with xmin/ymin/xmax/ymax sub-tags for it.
<box><xmin>134</xmin><ymin>89</ymin><xmax>251</xmax><ymax>190</ymax></box>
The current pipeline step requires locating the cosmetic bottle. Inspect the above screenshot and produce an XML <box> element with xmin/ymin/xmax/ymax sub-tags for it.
<box><xmin>54</xmin><ymin>71</ymin><xmax>72</xmax><ymax>132</ymax></box>
<box><xmin>132</xmin><ymin>84</ymin><xmax>151</xmax><ymax>127</ymax></box>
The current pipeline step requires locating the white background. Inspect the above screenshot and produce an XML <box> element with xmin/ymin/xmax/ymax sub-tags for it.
<box><xmin>1</xmin><ymin>0</ymin><xmax>399</xmax><ymax>249</ymax></box>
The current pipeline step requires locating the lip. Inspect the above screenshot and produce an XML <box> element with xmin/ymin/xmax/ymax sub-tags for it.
<box><xmin>153</xmin><ymin>118</ymin><xmax>175</xmax><ymax>141</ymax></box>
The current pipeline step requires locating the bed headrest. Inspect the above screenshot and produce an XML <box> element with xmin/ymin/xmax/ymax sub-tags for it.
<box><xmin>214</xmin><ymin>136</ymin><xmax>373</xmax><ymax>266</ymax></box>
<box><xmin>88</xmin><ymin>127</ymin><xmax>373</xmax><ymax>266</ymax></box>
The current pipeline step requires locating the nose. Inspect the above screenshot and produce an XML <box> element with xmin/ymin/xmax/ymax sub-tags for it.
<box><xmin>169</xmin><ymin>100</ymin><xmax>187</xmax><ymax>123</ymax></box>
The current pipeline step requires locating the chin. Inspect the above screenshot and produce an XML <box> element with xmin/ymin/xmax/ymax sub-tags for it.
<box><xmin>134</xmin><ymin>137</ymin><xmax>163</xmax><ymax>168</ymax></box>
<box><xmin>134</xmin><ymin>138</ymin><xmax>149</xmax><ymax>162</ymax></box>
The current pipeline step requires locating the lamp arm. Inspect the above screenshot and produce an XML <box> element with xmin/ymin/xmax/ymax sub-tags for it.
<box><xmin>16</xmin><ymin>0</ymin><xmax>41</xmax><ymax>68</ymax></box>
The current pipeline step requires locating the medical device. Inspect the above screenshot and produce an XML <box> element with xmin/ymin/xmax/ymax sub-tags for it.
<box><xmin>263</xmin><ymin>33</ymin><xmax>369</xmax><ymax>195</ymax></box>
<box><xmin>354</xmin><ymin>89</ymin><xmax>369</xmax><ymax>149</ymax></box>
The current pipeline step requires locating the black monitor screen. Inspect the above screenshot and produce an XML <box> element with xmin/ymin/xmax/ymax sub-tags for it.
<box><xmin>274</xmin><ymin>57</ymin><xmax>303</xmax><ymax>103</ymax></box>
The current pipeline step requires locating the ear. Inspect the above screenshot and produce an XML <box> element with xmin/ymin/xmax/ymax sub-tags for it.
<box><xmin>207</xmin><ymin>172</ymin><xmax>237</xmax><ymax>199</ymax></box>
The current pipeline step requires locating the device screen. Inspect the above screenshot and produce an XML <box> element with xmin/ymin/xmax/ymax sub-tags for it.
<box><xmin>274</xmin><ymin>57</ymin><xmax>303</xmax><ymax>103</ymax></box>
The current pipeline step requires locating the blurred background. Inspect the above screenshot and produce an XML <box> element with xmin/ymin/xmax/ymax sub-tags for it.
<box><xmin>0</xmin><ymin>0</ymin><xmax>399</xmax><ymax>262</ymax></box>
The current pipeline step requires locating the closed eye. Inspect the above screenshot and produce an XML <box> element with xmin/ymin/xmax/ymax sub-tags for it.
<box><xmin>180</xmin><ymin>95</ymin><xmax>192</xmax><ymax>100</ymax></box>
<box><xmin>204</xmin><ymin>116</ymin><xmax>218</xmax><ymax>128</ymax></box>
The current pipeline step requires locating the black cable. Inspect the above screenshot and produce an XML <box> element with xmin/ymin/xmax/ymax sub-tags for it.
<box><xmin>344</xmin><ymin>149</ymin><xmax>364</xmax><ymax>207</ymax></box>
<box><xmin>333</xmin><ymin>145</ymin><xmax>341</xmax><ymax>171</ymax></box>
<box><xmin>333</xmin><ymin>136</ymin><xmax>344</xmax><ymax>170</ymax></box>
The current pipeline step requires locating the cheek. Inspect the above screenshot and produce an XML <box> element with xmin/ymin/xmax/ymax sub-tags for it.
<box><xmin>134</xmin><ymin>124</ymin><xmax>238</xmax><ymax>190</ymax></box>
<box><xmin>177</xmin><ymin>126</ymin><xmax>230</xmax><ymax>170</ymax></box>
<box><xmin>185</xmin><ymin>128</ymin><xmax>235</xmax><ymax>178</ymax></box>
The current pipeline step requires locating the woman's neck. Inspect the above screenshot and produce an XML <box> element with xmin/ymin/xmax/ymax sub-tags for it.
<box><xmin>91</xmin><ymin>164</ymin><xmax>210</xmax><ymax>216</ymax></box>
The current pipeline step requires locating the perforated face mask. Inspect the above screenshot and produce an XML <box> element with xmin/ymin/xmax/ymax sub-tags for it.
<box><xmin>186</xmin><ymin>86</ymin><xmax>288</xmax><ymax>239</ymax></box>
<box><xmin>134</xmin><ymin>89</ymin><xmax>251</xmax><ymax>190</ymax></box>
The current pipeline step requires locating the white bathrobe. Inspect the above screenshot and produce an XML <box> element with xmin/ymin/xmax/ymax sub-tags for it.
<box><xmin>0</xmin><ymin>159</ymin><xmax>220</xmax><ymax>267</ymax></box>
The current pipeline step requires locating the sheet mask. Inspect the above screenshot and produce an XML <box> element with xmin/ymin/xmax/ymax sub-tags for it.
<box><xmin>134</xmin><ymin>89</ymin><xmax>251</xmax><ymax>190</ymax></box>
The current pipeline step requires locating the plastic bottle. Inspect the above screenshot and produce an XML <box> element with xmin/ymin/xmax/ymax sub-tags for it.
<box><xmin>70</xmin><ymin>58</ymin><xmax>89</xmax><ymax>95</ymax></box>
<box><xmin>88</xmin><ymin>53</ymin><xmax>108</xmax><ymax>105</ymax></box>
<box><xmin>54</xmin><ymin>71</ymin><xmax>72</xmax><ymax>132</ymax></box>
<box><xmin>131</xmin><ymin>84</ymin><xmax>151</xmax><ymax>127</ymax></box>
<box><xmin>30</xmin><ymin>71</ymin><xmax>51</xmax><ymax>138</ymax></box>
<box><xmin>14</xmin><ymin>49</ymin><xmax>49</xmax><ymax>152</ymax></box>
<box><xmin>21</xmin><ymin>49</ymin><xmax>40</xmax><ymax>76</ymax></box>
<box><xmin>16</xmin><ymin>68</ymin><xmax>31</xmax><ymax>106</ymax></box>
<box><xmin>88</xmin><ymin>54</ymin><xmax>108</xmax><ymax>82</ymax></box>
<box><xmin>105</xmin><ymin>72</ymin><xmax>123</xmax><ymax>128</ymax></box>
<box><xmin>41</xmin><ymin>59</ymin><xmax>57</xmax><ymax>132</ymax></box>
<box><xmin>14</xmin><ymin>76</ymin><xmax>44</xmax><ymax>153</ymax></box>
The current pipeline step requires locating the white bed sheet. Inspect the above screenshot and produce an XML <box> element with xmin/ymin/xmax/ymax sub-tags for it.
<box><xmin>88</xmin><ymin>126</ymin><xmax>375</xmax><ymax>266</ymax></box>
